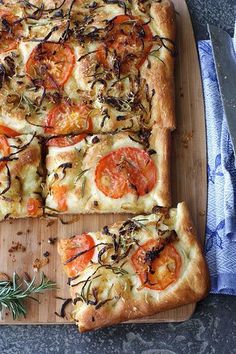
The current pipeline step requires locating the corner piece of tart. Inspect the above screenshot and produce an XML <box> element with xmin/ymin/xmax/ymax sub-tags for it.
<box><xmin>58</xmin><ymin>202</ymin><xmax>210</xmax><ymax>332</ymax></box>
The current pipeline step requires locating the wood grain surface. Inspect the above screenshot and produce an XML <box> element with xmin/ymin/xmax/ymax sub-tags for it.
<box><xmin>0</xmin><ymin>0</ymin><xmax>207</xmax><ymax>325</ymax></box>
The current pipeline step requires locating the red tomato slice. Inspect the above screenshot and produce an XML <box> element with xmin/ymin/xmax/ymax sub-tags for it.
<box><xmin>27</xmin><ymin>198</ymin><xmax>42</xmax><ymax>217</ymax></box>
<box><xmin>0</xmin><ymin>135</ymin><xmax>10</xmax><ymax>172</ymax></box>
<box><xmin>95</xmin><ymin>147</ymin><xmax>157</xmax><ymax>199</ymax></box>
<box><xmin>26</xmin><ymin>42</ymin><xmax>75</xmax><ymax>89</ymax></box>
<box><xmin>0</xmin><ymin>10</ymin><xmax>23</xmax><ymax>54</ymax></box>
<box><xmin>132</xmin><ymin>239</ymin><xmax>181</xmax><ymax>291</ymax></box>
<box><xmin>64</xmin><ymin>234</ymin><xmax>95</xmax><ymax>278</ymax></box>
<box><xmin>45</xmin><ymin>103</ymin><xmax>92</xmax><ymax>135</ymax></box>
<box><xmin>0</xmin><ymin>125</ymin><xmax>19</xmax><ymax>137</ymax></box>
<box><xmin>51</xmin><ymin>185</ymin><xmax>68</xmax><ymax>212</ymax></box>
<box><xmin>47</xmin><ymin>134</ymin><xmax>87</xmax><ymax>147</ymax></box>
<box><xmin>96</xmin><ymin>15</ymin><xmax>153</xmax><ymax>73</ymax></box>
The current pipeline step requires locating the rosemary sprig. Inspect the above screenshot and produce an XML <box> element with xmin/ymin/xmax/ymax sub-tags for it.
<box><xmin>0</xmin><ymin>273</ymin><xmax>57</xmax><ymax>320</ymax></box>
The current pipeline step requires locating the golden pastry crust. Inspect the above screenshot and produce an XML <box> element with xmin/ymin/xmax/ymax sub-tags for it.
<box><xmin>58</xmin><ymin>202</ymin><xmax>210</xmax><ymax>332</ymax></box>
<box><xmin>141</xmin><ymin>0</ymin><xmax>176</xmax><ymax>129</ymax></box>
<box><xmin>0</xmin><ymin>0</ymin><xmax>176</xmax><ymax>135</ymax></box>
<box><xmin>0</xmin><ymin>135</ymin><xmax>43</xmax><ymax>221</ymax></box>
<box><xmin>45</xmin><ymin>126</ymin><xmax>171</xmax><ymax>214</ymax></box>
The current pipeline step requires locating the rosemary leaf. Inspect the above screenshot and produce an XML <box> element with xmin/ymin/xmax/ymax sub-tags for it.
<box><xmin>0</xmin><ymin>273</ymin><xmax>57</xmax><ymax>320</ymax></box>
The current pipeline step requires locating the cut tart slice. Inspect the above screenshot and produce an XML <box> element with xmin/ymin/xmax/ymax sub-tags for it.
<box><xmin>58</xmin><ymin>202</ymin><xmax>210</xmax><ymax>332</ymax></box>
<box><xmin>45</xmin><ymin>126</ymin><xmax>171</xmax><ymax>214</ymax></box>
<box><xmin>0</xmin><ymin>0</ymin><xmax>176</xmax><ymax>135</ymax></box>
<box><xmin>0</xmin><ymin>134</ymin><xmax>43</xmax><ymax>221</ymax></box>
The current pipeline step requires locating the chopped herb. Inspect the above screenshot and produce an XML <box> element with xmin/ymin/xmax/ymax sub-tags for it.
<box><xmin>75</xmin><ymin>169</ymin><xmax>90</xmax><ymax>182</ymax></box>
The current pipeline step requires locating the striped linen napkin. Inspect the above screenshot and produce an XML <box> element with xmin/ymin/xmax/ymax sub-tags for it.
<box><xmin>197</xmin><ymin>25</ymin><xmax>236</xmax><ymax>295</ymax></box>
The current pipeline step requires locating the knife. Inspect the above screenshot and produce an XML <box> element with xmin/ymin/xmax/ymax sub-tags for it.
<box><xmin>207</xmin><ymin>24</ymin><xmax>236</xmax><ymax>156</ymax></box>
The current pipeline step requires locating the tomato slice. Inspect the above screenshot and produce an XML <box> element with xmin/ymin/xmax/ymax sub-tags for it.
<box><xmin>0</xmin><ymin>125</ymin><xmax>19</xmax><ymax>137</ymax></box>
<box><xmin>95</xmin><ymin>147</ymin><xmax>157</xmax><ymax>199</ymax></box>
<box><xmin>26</xmin><ymin>43</ymin><xmax>75</xmax><ymax>89</ymax></box>
<box><xmin>132</xmin><ymin>239</ymin><xmax>181</xmax><ymax>291</ymax></box>
<box><xmin>27</xmin><ymin>198</ymin><xmax>42</xmax><ymax>217</ymax></box>
<box><xmin>0</xmin><ymin>10</ymin><xmax>23</xmax><ymax>54</ymax></box>
<box><xmin>45</xmin><ymin>103</ymin><xmax>92</xmax><ymax>135</ymax></box>
<box><xmin>0</xmin><ymin>135</ymin><xmax>10</xmax><ymax>172</ymax></box>
<box><xmin>51</xmin><ymin>185</ymin><xmax>68</xmax><ymax>212</ymax></box>
<box><xmin>64</xmin><ymin>234</ymin><xmax>95</xmax><ymax>278</ymax></box>
<box><xmin>47</xmin><ymin>134</ymin><xmax>87</xmax><ymax>147</ymax></box>
<box><xmin>96</xmin><ymin>15</ymin><xmax>153</xmax><ymax>73</ymax></box>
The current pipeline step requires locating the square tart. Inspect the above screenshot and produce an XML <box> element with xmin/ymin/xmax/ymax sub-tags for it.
<box><xmin>45</xmin><ymin>126</ymin><xmax>171</xmax><ymax>214</ymax></box>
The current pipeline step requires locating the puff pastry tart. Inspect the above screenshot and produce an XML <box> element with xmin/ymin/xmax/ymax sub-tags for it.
<box><xmin>45</xmin><ymin>126</ymin><xmax>171</xmax><ymax>214</ymax></box>
<box><xmin>0</xmin><ymin>134</ymin><xmax>42</xmax><ymax>221</ymax></box>
<box><xmin>58</xmin><ymin>203</ymin><xmax>210</xmax><ymax>332</ymax></box>
<box><xmin>0</xmin><ymin>0</ymin><xmax>175</xmax><ymax>136</ymax></box>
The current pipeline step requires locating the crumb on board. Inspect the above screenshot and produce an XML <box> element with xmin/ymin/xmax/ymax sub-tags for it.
<box><xmin>32</xmin><ymin>257</ymin><xmax>49</xmax><ymax>272</ymax></box>
<box><xmin>0</xmin><ymin>272</ymin><xmax>9</xmax><ymax>281</ymax></box>
<box><xmin>47</xmin><ymin>220</ymin><xmax>55</xmax><ymax>227</ymax></box>
<box><xmin>8</xmin><ymin>241</ymin><xmax>26</xmax><ymax>253</ymax></box>
<box><xmin>181</xmin><ymin>131</ymin><xmax>193</xmax><ymax>148</ymax></box>
<box><xmin>48</xmin><ymin>237</ymin><xmax>57</xmax><ymax>245</ymax></box>
<box><xmin>59</xmin><ymin>215</ymin><xmax>80</xmax><ymax>225</ymax></box>
<box><xmin>199</xmin><ymin>210</ymin><xmax>206</xmax><ymax>216</ymax></box>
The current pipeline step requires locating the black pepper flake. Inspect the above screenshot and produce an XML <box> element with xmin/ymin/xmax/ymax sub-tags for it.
<box><xmin>116</xmin><ymin>115</ymin><xmax>126</xmax><ymax>121</ymax></box>
<box><xmin>92</xmin><ymin>136</ymin><xmax>100</xmax><ymax>144</ymax></box>
<box><xmin>103</xmin><ymin>226</ymin><xmax>110</xmax><ymax>235</ymax></box>
<box><xmin>89</xmin><ymin>1</ymin><xmax>97</xmax><ymax>8</ymax></box>
<box><xmin>52</xmin><ymin>9</ymin><xmax>64</xmax><ymax>18</ymax></box>
<box><xmin>94</xmin><ymin>201</ymin><xmax>99</xmax><ymax>207</ymax></box>
<box><xmin>92</xmin><ymin>316</ymin><xmax>95</xmax><ymax>322</ymax></box>
<box><xmin>43</xmin><ymin>251</ymin><xmax>50</xmax><ymax>258</ymax></box>
<box><xmin>148</xmin><ymin>149</ymin><xmax>156</xmax><ymax>155</ymax></box>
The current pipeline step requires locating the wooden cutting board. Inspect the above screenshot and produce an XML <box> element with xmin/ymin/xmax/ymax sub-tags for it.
<box><xmin>0</xmin><ymin>0</ymin><xmax>206</xmax><ymax>325</ymax></box>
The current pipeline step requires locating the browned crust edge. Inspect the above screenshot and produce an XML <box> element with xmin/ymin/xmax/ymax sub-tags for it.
<box><xmin>151</xmin><ymin>125</ymin><xmax>171</xmax><ymax>207</ymax></box>
<box><xmin>58</xmin><ymin>202</ymin><xmax>210</xmax><ymax>332</ymax></box>
<box><xmin>142</xmin><ymin>0</ymin><xmax>176</xmax><ymax>130</ymax></box>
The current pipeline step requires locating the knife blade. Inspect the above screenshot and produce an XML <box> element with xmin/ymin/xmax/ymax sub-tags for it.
<box><xmin>207</xmin><ymin>24</ymin><xmax>236</xmax><ymax>156</ymax></box>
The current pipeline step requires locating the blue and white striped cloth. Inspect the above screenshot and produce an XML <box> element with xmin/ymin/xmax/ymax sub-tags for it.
<box><xmin>198</xmin><ymin>26</ymin><xmax>236</xmax><ymax>295</ymax></box>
